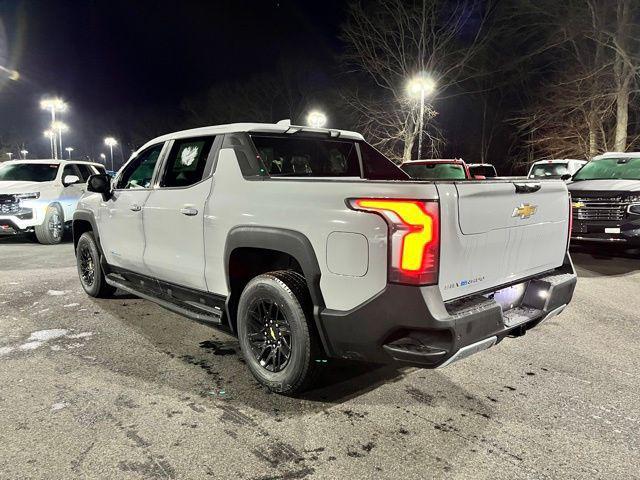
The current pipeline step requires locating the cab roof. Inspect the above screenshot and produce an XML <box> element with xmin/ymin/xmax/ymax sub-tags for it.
<box><xmin>138</xmin><ymin>122</ymin><xmax>364</xmax><ymax>153</ymax></box>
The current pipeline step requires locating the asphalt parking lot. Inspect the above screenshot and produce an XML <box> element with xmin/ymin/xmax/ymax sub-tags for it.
<box><xmin>0</xmin><ymin>235</ymin><xmax>638</xmax><ymax>479</ymax></box>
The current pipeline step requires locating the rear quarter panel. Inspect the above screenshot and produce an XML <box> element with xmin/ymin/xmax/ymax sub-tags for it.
<box><xmin>204</xmin><ymin>149</ymin><xmax>438</xmax><ymax>311</ymax></box>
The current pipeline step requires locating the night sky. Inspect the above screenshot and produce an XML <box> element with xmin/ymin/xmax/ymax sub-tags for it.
<box><xmin>0</xmin><ymin>0</ymin><xmax>348</xmax><ymax>160</ymax></box>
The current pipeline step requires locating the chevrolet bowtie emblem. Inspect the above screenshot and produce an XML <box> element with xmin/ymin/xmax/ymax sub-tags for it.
<box><xmin>512</xmin><ymin>203</ymin><xmax>538</xmax><ymax>219</ymax></box>
<box><xmin>572</xmin><ymin>201</ymin><xmax>585</xmax><ymax>209</ymax></box>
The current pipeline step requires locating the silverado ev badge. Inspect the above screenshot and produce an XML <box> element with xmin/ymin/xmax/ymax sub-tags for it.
<box><xmin>512</xmin><ymin>203</ymin><xmax>538</xmax><ymax>219</ymax></box>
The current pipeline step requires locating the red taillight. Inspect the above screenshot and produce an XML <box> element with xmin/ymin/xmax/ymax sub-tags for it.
<box><xmin>348</xmin><ymin>198</ymin><xmax>440</xmax><ymax>285</ymax></box>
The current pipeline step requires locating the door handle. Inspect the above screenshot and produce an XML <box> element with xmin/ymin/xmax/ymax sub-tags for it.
<box><xmin>180</xmin><ymin>207</ymin><xmax>198</xmax><ymax>216</ymax></box>
<box><xmin>514</xmin><ymin>183</ymin><xmax>541</xmax><ymax>194</ymax></box>
<box><xmin>129</xmin><ymin>203</ymin><xmax>142</xmax><ymax>212</ymax></box>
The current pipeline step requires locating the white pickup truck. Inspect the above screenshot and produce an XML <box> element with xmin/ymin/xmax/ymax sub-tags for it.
<box><xmin>72</xmin><ymin>122</ymin><xmax>577</xmax><ymax>394</ymax></box>
<box><xmin>0</xmin><ymin>159</ymin><xmax>107</xmax><ymax>243</ymax></box>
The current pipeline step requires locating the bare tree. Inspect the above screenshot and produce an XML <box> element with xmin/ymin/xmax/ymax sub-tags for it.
<box><xmin>341</xmin><ymin>0</ymin><xmax>493</xmax><ymax>162</ymax></box>
<box><xmin>512</xmin><ymin>0</ymin><xmax>640</xmax><ymax>160</ymax></box>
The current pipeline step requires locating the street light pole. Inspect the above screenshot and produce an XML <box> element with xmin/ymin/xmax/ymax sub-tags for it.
<box><xmin>104</xmin><ymin>137</ymin><xmax>117</xmax><ymax>171</ymax></box>
<box><xmin>52</xmin><ymin>121</ymin><xmax>69</xmax><ymax>158</ymax></box>
<box><xmin>65</xmin><ymin>147</ymin><xmax>74</xmax><ymax>158</ymax></box>
<box><xmin>418</xmin><ymin>87</ymin><xmax>425</xmax><ymax>161</ymax></box>
<box><xmin>20</xmin><ymin>149</ymin><xmax>28</xmax><ymax>159</ymax></box>
<box><xmin>40</xmin><ymin>98</ymin><xmax>67</xmax><ymax>159</ymax></box>
<box><xmin>44</xmin><ymin>130</ymin><xmax>55</xmax><ymax>158</ymax></box>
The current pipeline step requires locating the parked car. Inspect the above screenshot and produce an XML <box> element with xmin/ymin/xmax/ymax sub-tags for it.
<box><xmin>569</xmin><ymin>152</ymin><xmax>640</xmax><ymax>245</ymax></box>
<box><xmin>401</xmin><ymin>158</ymin><xmax>471</xmax><ymax>180</ymax></box>
<box><xmin>529</xmin><ymin>159</ymin><xmax>587</xmax><ymax>181</ymax></box>
<box><xmin>73</xmin><ymin>122</ymin><xmax>577</xmax><ymax>394</ymax></box>
<box><xmin>0</xmin><ymin>159</ymin><xmax>106</xmax><ymax>243</ymax></box>
<box><xmin>467</xmin><ymin>163</ymin><xmax>497</xmax><ymax>178</ymax></box>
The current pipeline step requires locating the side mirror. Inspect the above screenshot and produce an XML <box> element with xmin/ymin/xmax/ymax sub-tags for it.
<box><xmin>473</xmin><ymin>174</ymin><xmax>486</xmax><ymax>180</ymax></box>
<box><xmin>63</xmin><ymin>174</ymin><xmax>80</xmax><ymax>186</ymax></box>
<box><xmin>87</xmin><ymin>174</ymin><xmax>112</xmax><ymax>197</ymax></box>
<box><xmin>561</xmin><ymin>173</ymin><xmax>572</xmax><ymax>181</ymax></box>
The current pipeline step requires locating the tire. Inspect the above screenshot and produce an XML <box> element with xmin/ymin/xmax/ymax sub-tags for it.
<box><xmin>237</xmin><ymin>270</ymin><xmax>322</xmax><ymax>395</ymax></box>
<box><xmin>34</xmin><ymin>204</ymin><xmax>64</xmax><ymax>245</ymax></box>
<box><xmin>76</xmin><ymin>231</ymin><xmax>116</xmax><ymax>298</ymax></box>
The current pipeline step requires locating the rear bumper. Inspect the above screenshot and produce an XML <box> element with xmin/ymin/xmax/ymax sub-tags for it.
<box><xmin>318</xmin><ymin>256</ymin><xmax>577</xmax><ymax>368</ymax></box>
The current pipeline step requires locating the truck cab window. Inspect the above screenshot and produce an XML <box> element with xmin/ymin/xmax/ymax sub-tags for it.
<box><xmin>161</xmin><ymin>137</ymin><xmax>214</xmax><ymax>188</ymax></box>
<box><xmin>117</xmin><ymin>144</ymin><xmax>164</xmax><ymax>189</ymax></box>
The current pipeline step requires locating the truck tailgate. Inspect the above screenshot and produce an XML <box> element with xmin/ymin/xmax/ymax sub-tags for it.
<box><xmin>437</xmin><ymin>181</ymin><xmax>570</xmax><ymax>302</ymax></box>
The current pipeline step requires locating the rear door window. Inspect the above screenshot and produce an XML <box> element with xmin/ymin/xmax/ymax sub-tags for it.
<box><xmin>160</xmin><ymin>137</ymin><xmax>215</xmax><ymax>188</ymax></box>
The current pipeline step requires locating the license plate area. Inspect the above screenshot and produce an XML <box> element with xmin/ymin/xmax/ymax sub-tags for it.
<box><xmin>488</xmin><ymin>282</ymin><xmax>528</xmax><ymax>311</ymax></box>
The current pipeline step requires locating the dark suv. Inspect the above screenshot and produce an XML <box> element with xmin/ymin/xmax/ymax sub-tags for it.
<box><xmin>569</xmin><ymin>153</ymin><xmax>640</xmax><ymax>245</ymax></box>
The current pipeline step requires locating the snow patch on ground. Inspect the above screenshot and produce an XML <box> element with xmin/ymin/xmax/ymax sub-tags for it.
<box><xmin>0</xmin><ymin>329</ymin><xmax>93</xmax><ymax>357</ymax></box>
<box><xmin>63</xmin><ymin>303</ymin><xmax>80</xmax><ymax>308</ymax></box>
<box><xmin>50</xmin><ymin>402</ymin><xmax>68</xmax><ymax>412</ymax></box>
<box><xmin>28</xmin><ymin>329</ymin><xmax>69</xmax><ymax>342</ymax></box>
<box><xmin>47</xmin><ymin>290</ymin><xmax>69</xmax><ymax>296</ymax></box>
<box><xmin>18</xmin><ymin>341</ymin><xmax>43</xmax><ymax>351</ymax></box>
<box><xmin>67</xmin><ymin>332</ymin><xmax>93</xmax><ymax>339</ymax></box>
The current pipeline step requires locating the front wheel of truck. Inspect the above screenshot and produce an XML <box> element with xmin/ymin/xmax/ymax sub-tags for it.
<box><xmin>237</xmin><ymin>271</ymin><xmax>321</xmax><ymax>395</ymax></box>
<box><xmin>76</xmin><ymin>231</ymin><xmax>116</xmax><ymax>298</ymax></box>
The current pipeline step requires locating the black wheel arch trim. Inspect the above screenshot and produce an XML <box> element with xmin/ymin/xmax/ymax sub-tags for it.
<box><xmin>224</xmin><ymin>225</ymin><xmax>332</xmax><ymax>356</ymax></box>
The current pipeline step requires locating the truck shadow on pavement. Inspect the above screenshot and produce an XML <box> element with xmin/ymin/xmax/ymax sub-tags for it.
<box><xmin>94</xmin><ymin>292</ymin><xmax>480</xmax><ymax>415</ymax></box>
<box><xmin>570</xmin><ymin>244</ymin><xmax>640</xmax><ymax>277</ymax></box>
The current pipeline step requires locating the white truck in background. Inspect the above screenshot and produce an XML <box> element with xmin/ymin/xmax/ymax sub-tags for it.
<box><xmin>73</xmin><ymin>122</ymin><xmax>577</xmax><ymax>394</ymax></box>
<box><xmin>0</xmin><ymin>159</ymin><xmax>106</xmax><ymax>244</ymax></box>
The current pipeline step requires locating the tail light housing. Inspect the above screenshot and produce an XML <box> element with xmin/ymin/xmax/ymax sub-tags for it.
<box><xmin>348</xmin><ymin>198</ymin><xmax>440</xmax><ymax>285</ymax></box>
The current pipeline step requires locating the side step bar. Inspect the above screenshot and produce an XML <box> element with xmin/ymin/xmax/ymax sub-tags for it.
<box><xmin>105</xmin><ymin>275</ymin><xmax>222</xmax><ymax>326</ymax></box>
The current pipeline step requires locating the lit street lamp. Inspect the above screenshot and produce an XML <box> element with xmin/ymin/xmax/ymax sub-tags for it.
<box><xmin>104</xmin><ymin>137</ymin><xmax>117</xmax><ymax>171</ymax></box>
<box><xmin>407</xmin><ymin>74</ymin><xmax>436</xmax><ymax>159</ymax></box>
<box><xmin>6</xmin><ymin>153</ymin><xmax>12</xmax><ymax>160</ymax></box>
<box><xmin>51</xmin><ymin>121</ymin><xmax>69</xmax><ymax>158</ymax></box>
<box><xmin>20</xmin><ymin>149</ymin><xmax>28</xmax><ymax>159</ymax></box>
<box><xmin>306</xmin><ymin>110</ymin><xmax>327</xmax><ymax>129</ymax></box>
<box><xmin>99</xmin><ymin>153</ymin><xmax>106</xmax><ymax>165</ymax></box>
<box><xmin>40</xmin><ymin>98</ymin><xmax>67</xmax><ymax>159</ymax></box>
<box><xmin>65</xmin><ymin>147</ymin><xmax>74</xmax><ymax>158</ymax></box>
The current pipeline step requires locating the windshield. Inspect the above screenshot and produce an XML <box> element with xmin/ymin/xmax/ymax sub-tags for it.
<box><xmin>401</xmin><ymin>163</ymin><xmax>467</xmax><ymax>180</ymax></box>
<box><xmin>572</xmin><ymin>157</ymin><xmax>640</xmax><ymax>181</ymax></box>
<box><xmin>529</xmin><ymin>163</ymin><xmax>569</xmax><ymax>179</ymax></box>
<box><xmin>0</xmin><ymin>163</ymin><xmax>60</xmax><ymax>182</ymax></box>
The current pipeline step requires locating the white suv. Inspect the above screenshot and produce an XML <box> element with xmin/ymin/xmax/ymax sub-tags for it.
<box><xmin>73</xmin><ymin>123</ymin><xmax>577</xmax><ymax>394</ymax></box>
<box><xmin>0</xmin><ymin>159</ymin><xmax>106</xmax><ymax>244</ymax></box>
